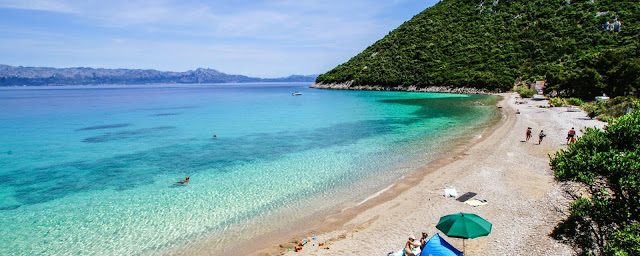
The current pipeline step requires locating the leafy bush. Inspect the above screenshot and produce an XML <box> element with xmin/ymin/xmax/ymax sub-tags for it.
<box><xmin>582</xmin><ymin>103</ymin><xmax>600</xmax><ymax>119</ymax></box>
<box><xmin>565</xmin><ymin>98</ymin><xmax>583</xmax><ymax>106</ymax></box>
<box><xmin>517</xmin><ymin>88</ymin><xmax>536</xmax><ymax>98</ymax></box>
<box><xmin>549</xmin><ymin>98</ymin><xmax>566</xmax><ymax>107</ymax></box>
<box><xmin>550</xmin><ymin>110</ymin><xmax>640</xmax><ymax>256</ymax></box>
<box><xmin>604</xmin><ymin>222</ymin><xmax>640</xmax><ymax>256</ymax></box>
<box><xmin>582</xmin><ymin>97</ymin><xmax>640</xmax><ymax>121</ymax></box>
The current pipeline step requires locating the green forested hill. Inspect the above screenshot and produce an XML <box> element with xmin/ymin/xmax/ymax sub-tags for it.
<box><xmin>316</xmin><ymin>0</ymin><xmax>639</xmax><ymax>98</ymax></box>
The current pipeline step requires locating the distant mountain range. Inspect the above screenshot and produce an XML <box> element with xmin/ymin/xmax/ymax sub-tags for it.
<box><xmin>0</xmin><ymin>64</ymin><xmax>318</xmax><ymax>86</ymax></box>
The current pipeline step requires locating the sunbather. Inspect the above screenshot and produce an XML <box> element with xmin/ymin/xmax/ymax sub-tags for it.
<box><xmin>420</xmin><ymin>232</ymin><xmax>428</xmax><ymax>250</ymax></box>
<box><xmin>404</xmin><ymin>235</ymin><xmax>421</xmax><ymax>256</ymax></box>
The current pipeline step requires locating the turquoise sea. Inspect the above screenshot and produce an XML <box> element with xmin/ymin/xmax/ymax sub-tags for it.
<box><xmin>0</xmin><ymin>83</ymin><xmax>500</xmax><ymax>255</ymax></box>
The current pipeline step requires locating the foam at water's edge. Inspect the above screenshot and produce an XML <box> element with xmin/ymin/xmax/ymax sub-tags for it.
<box><xmin>357</xmin><ymin>184</ymin><xmax>395</xmax><ymax>206</ymax></box>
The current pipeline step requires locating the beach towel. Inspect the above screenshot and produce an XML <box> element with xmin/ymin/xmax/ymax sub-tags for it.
<box><xmin>464</xmin><ymin>198</ymin><xmax>488</xmax><ymax>207</ymax></box>
<box><xmin>389</xmin><ymin>246</ymin><xmax>420</xmax><ymax>256</ymax></box>
<box><xmin>456</xmin><ymin>192</ymin><xmax>477</xmax><ymax>202</ymax></box>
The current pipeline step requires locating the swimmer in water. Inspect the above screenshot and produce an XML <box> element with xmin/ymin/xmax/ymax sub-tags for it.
<box><xmin>174</xmin><ymin>176</ymin><xmax>189</xmax><ymax>184</ymax></box>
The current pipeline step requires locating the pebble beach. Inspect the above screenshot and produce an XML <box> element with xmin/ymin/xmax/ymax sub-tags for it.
<box><xmin>250</xmin><ymin>92</ymin><xmax>606</xmax><ymax>256</ymax></box>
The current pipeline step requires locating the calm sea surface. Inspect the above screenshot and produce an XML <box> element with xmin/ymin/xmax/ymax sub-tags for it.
<box><xmin>0</xmin><ymin>83</ymin><xmax>500</xmax><ymax>255</ymax></box>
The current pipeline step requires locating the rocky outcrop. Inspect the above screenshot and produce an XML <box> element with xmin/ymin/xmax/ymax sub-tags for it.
<box><xmin>310</xmin><ymin>82</ymin><xmax>490</xmax><ymax>94</ymax></box>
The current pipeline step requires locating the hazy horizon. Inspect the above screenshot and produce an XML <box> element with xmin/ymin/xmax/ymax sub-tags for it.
<box><xmin>0</xmin><ymin>63</ymin><xmax>321</xmax><ymax>78</ymax></box>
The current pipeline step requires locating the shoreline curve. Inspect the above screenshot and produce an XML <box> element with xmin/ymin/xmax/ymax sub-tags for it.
<box><xmin>311</xmin><ymin>82</ymin><xmax>490</xmax><ymax>94</ymax></box>
<box><xmin>249</xmin><ymin>92</ymin><xmax>606</xmax><ymax>256</ymax></box>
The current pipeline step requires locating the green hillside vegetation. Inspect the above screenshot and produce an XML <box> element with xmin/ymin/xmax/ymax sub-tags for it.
<box><xmin>316</xmin><ymin>0</ymin><xmax>639</xmax><ymax>98</ymax></box>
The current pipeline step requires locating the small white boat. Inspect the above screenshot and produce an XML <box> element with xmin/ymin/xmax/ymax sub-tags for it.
<box><xmin>292</xmin><ymin>92</ymin><xmax>302</xmax><ymax>96</ymax></box>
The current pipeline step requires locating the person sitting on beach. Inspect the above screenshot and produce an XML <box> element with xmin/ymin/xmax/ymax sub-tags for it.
<box><xmin>174</xmin><ymin>176</ymin><xmax>189</xmax><ymax>184</ymax></box>
<box><xmin>420</xmin><ymin>232</ymin><xmax>429</xmax><ymax>250</ymax></box>
<box><xmin>404</xmin><ymin>235</ymin><xmax>421</xmax><ymax>256</ymax></box>
<box><xmin>567</xmin><ymin>127</ymin><xmax>576</xmax><ymax>144</ymax></box>
<box><xmin>526</xmin><ymin>127</ymin><xmax>532</xmax><ymax>141</ymax></box>
<box><xmin>538</xmin><ymin>130</ymin><xmax>546</xmax><ymax>145</ymax></box>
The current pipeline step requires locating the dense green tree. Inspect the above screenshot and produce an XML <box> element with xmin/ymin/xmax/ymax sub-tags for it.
<box><xmin>546</xmin><ymin>51</ymin><xmax>640</xmax><ymax>99</ymax></box>
<box><xmin>317</xmin><ymin>0</ymin><xmax>640</xmax><ymax>97</ymax></box>
<box><xmin>550</xmin><ymin>110</ymin><xmax>640</xmax><ymax>255</ymax></box>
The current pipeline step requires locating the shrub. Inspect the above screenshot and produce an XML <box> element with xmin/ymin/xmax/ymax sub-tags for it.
<box><xmin>582</xmin><ymin>103</ymin><xmax>599</xmax><ymax>119</ymax></box>
<box><xmin>549</xmin><ymin>98</ymin><xmax>566</xmax><ymax>107</ymax></box>
<box><xmin>517</xmin><ymin>88</ymin><xmax>536</xmax><ymax>98</ymax></box>
<box><xmin>580</xmin><ymin>97</ymin><xmax>640</xmax><ymax>121</ymax></box>
<box><xmin>566</xmin><ymin>98</ymin><xmax>583</xmax><ymax>106</ymax></box>
<box><xmin>550</xmin><ymin>110</ymin><xmax>640</xmax><ymax>256</ymax></box>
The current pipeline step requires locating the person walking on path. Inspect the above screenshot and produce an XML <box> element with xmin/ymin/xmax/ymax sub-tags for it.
<box><xmin>567</xmin><ymin>127</ymin><xmax>576</xmax><ymax>144</ymax></box>
<box><xmin>538</xmin><ymin>130</ymin><xmax>546</xmax><ymax>145</ymax></box>
<box><xmin>526</xmin><ymin>127</ymin><xmax>532</xmax><ymax>141</ymax></box>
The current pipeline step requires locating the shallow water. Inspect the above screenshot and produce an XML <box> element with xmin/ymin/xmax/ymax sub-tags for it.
<box><xmin>0</xmin><ymin>83</ymin><xmax>499</xmax><ymax>255</ymax></box>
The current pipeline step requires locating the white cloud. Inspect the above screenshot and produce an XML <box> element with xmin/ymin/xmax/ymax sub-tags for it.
<box><xmin>0</xmin><ymin>0</ymin><xmax>437</xmax><ymax>76</ymax></box>
<box><xmin>1</xmin><ymin>0</ymin><xmax>396</xmax><ymax>40</ymax></box>
<box><xmin>0</xmin><ymin>0</ymin><xmax>74</xmax><ymax>13</ymax></box>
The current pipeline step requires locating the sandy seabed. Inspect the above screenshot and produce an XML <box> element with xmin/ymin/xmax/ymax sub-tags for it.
<box><xmin>241</xmin><ymin>93</ymin><xmax>606</xmax><ymax>256</ymax></box>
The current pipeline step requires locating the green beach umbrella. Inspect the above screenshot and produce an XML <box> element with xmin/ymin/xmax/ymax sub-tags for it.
<box><xmin>436</xmin><ymin>212</ymin><xmax>492</xmax><ymax>253</ymax></box>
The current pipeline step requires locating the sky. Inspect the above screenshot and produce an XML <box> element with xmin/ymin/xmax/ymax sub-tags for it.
<box><xmin>0</xmin><ymin>0</ymin><xmax>438</xmax><ymax>78</ymax></box>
